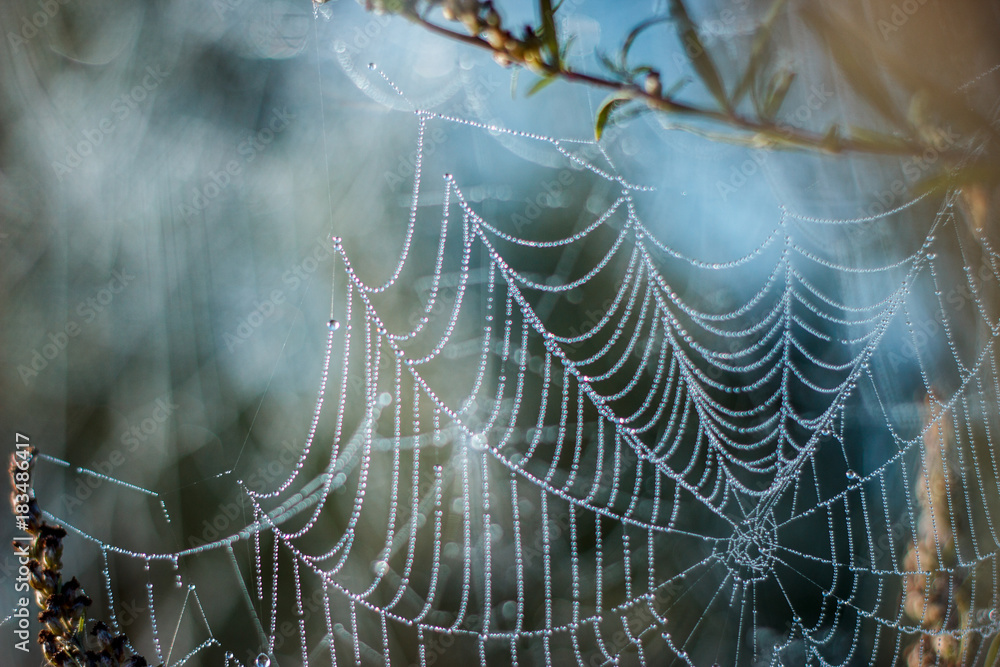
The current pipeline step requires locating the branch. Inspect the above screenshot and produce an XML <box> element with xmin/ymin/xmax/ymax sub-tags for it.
<box><xmin>363</xmin><ymin>0</ymin><xmax>970</xmax><ymax>162</ymax></box>
<box><xmin>10</xmin><ymin>448</ymin><xmax>154</xmax><ymax>667</ymax></box>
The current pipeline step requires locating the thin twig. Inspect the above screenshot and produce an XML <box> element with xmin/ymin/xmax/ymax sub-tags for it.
<box><xmin>398</xmin><ymin>8</ymin><xmax>961</xmax><ymax>160</ymax></box>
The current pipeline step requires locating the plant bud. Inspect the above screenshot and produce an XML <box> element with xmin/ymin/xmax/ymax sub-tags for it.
<box><xmin>644</xmin><ymin>72</ymin><xmax>662</xmax><ymax>97</ymax></box>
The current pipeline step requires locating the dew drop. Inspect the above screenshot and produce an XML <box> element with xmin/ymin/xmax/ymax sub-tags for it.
<box><xmin>846</xmin><ymin>470</ymin><xmax>860</xmax><ymax>481</ymax></box>
<box><xmin>372</xmin><ymin>560</ymin><xmax>390</xmax><ymax>576</ymax></box>
<box><xmin>175</xmin><ymin>574</ymin><xmax>183</xmax><ymax>588</ymax></box>
<box><xmin>367</xmin><ymin>62</ymin><xmax>377</xmax><ymax>70</ymax></box>
<box><xmin>328</xmin><ymin>319</ymin><xmax>341</xmax><ymax>331</ymax></box>
<box><xmin>255</xmin><ymin>654</ymin><xmax>271</xmax><ymax>667</ymax></box>
<box><xmin>926</xmin><ymin>252</ymin><xmax>937</xmax><ymax>260</ymax></box>
<box><xmin>991</xmin><ymin>609</ymin><xmax>998</xmax><ymax>623</ymax></box>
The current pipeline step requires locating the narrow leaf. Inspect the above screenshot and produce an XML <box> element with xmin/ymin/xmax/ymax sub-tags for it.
<box><xmin>527</xmin><ymin>75</ymin><xmax>558</xmax><ymax>97</ymax></box>
<box><xmin>986</xmin><ymin>632</ymin><xmax>1000</xmax><ymax>667</ymax></box>
<box><xmin>731</xmin><ymin>0</ymin><xmax>789</xmax><ymax>106</ymax></box>
<box><xmin>559</xmin><ymin>35</ymin><xmax>576</xmax><ymax>62</ymax></box>
<box><xmin>762</xmin><ymin>70</ymin><xmax>795</xmax><ymax>119</ymax></box>
<box><xmin>538</xmin><ymin>0</ymin><xmax>559</xmax><ymax>65</ymax></box>
<box><xmin>670</xmin><ymin>0</ymin><xmax>729</xmax><ymax>111</ymax></box>
<box><xmin>819</xmin><ymin>124</ymin><xmax>841</xmax><ymax>153</ymax></box>
<box><xmin>622</xmin><ymin>16</ymin><xmax>671</xmax><ymax>66</ymax></box>
<box><xmin>595</xmin><ymin>92</ymin><xmax>633</xmax><ymax>140</ymax></box>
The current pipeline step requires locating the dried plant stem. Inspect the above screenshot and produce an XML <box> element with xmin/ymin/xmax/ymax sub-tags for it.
<box><xmin>386</xmin><ymin>4</ymin><xmax>961</xmax><ymax>160</ymax></box>
<box><xmin>9</xmin><ymin>448</ymin><xmax>153</xmax><ymax>667</ymax></box>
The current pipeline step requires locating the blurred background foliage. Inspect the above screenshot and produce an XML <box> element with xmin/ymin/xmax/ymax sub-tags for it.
<box><xmin>2</xmin><ymin>0</ymin><xmax>1000</xmax><ymax>665</ymax></box>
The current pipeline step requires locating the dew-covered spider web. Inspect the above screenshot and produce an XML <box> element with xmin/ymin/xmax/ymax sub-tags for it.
<box><xmin>14</xmin><ymin>17</ymin><xmax>1000</xmax><ymax>667</ymax></box>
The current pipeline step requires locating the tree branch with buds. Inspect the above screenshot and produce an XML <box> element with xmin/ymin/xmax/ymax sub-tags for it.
<box><xmin>349</xmin><ymin>0</ymin><xmax>1000</xmax><ymax>192</ymax></box>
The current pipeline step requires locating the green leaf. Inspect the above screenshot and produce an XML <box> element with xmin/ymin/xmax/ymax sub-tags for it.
<box><xmin>819</xmin><ymin>124</ymin><xmax>841</xmax><ymax>153</ymax></box>
<box><xmin>670</xmin><ymin>0</ymin><xmax>729</xmax><ymax>111</ymax></box>
<box><xmin>986</xmin><ymin>632</ymin><xmax>1000</xmax><ymax>667</ymax></box>
<box><xmin>527</xmin><ymin>75</ymin><xmax>558</xmax><ymax>97</ymax></box>
<box><xmin>595</xmin><ymin>92</ymin><xmax>633</xmax><ymax>140</ymax></box>
<box><xmin>762</xmin><ymin>69</ymin><xmax>795</xmax><ymax>119</ymax></box>
<box><xmin>731</xmin><ymin>0</ymin><xmax>788</xmax><ymax>107</ymax></box>
<box><xmin>559</xmin><ymin>35</ymin><xmax>576</xmax><ymax>62</ymax></box>
<box><xmin>621</xmin><ymin>16</ymin><xmax>671</xmax><ymax>66</ymax></box>
<box><xmin>538</xmin><ymin>0</ymin><xmax>559</xmax><ymax>66</ymax></box>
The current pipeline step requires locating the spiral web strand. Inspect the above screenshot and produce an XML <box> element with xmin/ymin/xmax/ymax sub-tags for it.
<box><xmin>14</xmin><ymin>54</ymin><xmax>1000</xmax><ymax>667</ymax></box>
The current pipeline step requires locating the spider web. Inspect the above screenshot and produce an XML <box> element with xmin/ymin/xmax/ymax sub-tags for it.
<box><xmin>13</xmin><ymin>16</ymin><xmax>1000</xmax><ymax>667</ymax></box>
